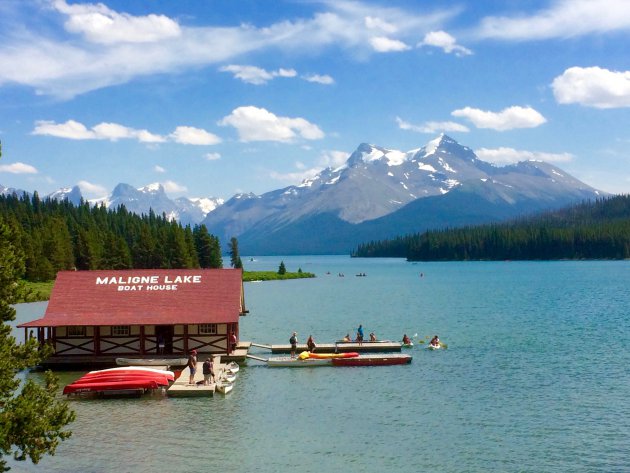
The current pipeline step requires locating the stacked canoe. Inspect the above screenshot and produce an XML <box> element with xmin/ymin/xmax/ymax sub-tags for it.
<box><xmin>63</xmin><ymin>367</ymin><xmax>175</xmax><ymax>396</ymax></box>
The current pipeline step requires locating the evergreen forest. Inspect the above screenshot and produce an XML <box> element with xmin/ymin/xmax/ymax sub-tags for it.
<box><xmin>353</xmin><ymin>195</ymin><xmax>630</xmax><ymax>261</ymax></box>
<box><xmin>0</xmin><ymin>192</ymin><xmax>223</xmax><ymax>282</ymax></box>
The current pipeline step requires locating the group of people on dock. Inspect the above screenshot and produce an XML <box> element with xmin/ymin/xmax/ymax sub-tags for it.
<box><xmin>187</xmin><ymin>349</ymin><xmax>216</xmax><ymax>385</ymax></box>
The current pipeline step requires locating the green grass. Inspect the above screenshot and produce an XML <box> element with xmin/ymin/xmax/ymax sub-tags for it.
<box><xmin>16</xmin><ymin>280</ymin><xmax>54</xmax><ymax>303</ymax></box>
<box><xmin>243</xmin><ymin>271</ymin><xmax>316</xmax><ymax>282</ymax></box>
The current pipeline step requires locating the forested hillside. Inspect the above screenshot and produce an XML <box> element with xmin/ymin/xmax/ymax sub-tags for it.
<box><xmin>0</xmin><ymin>192</ymin><xmax>223</xmax><ymax>282</ymax></box>
<box><xmin>354</xmin><ymin>195</ymin><xmax>630</xmax><ymax>261</ymax></box>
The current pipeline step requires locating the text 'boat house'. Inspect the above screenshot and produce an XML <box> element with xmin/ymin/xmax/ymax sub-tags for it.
<box><xmin>18</xmin><ymin>268</ymin><xmax>246</xmax><ymax>367</ymax></box>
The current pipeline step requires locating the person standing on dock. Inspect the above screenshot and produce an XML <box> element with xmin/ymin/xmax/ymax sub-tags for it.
<box><xmin>229</xmin><ymin>332</ymin><xmax>237</xmax><ymax>353</ymax></box>
<box><xmin>188</xmin><ymin>349</ymin><xmax>198</xmax><ymax>385</ymax></box>
<box><xmin>307</xmin><ymin>335</ymin><xmax>316</xmax><ymax>353</ymax></box>
<box><xmin>290</xmin><ymin>332</ymin><xmax>298</xmax><ymax>358</ymax></box>
<box><xmin>356</xmin><ymin>324</ymin><xmax>364</xmax><ymax>344</ymax></box>
<box><xmin>203</xmin><ymin>357</ymin><xmax>215</xmax><ymax>385</ymax></box>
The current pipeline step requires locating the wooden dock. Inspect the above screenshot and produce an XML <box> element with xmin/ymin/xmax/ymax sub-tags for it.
<box><xmin>167</xmin><ymin>356</ymin><xmax>235</xmax><ymax>398</ymax></box>
<box><xmin>270</xmin><ymin>341</ymin><xmax>402</xmax><ymax>354</ymax></box>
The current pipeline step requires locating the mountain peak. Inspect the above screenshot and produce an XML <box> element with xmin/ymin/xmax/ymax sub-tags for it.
<box><xmin>139</xmin><ymin>182</ymin><xmax>164</xmax><ymax>194</ymax></box>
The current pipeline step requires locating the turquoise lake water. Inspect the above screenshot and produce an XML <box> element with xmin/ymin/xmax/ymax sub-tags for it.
<box><xmin>8</xmin><ymin>257</ymin><xmax>630</xmax><ymax>472</ymax></box>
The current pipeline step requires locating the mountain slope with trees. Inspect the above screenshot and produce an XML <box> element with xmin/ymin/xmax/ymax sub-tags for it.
<box><xmin>354</xmin><ymin>195</ymin><xmax>630</xmax><ymax>260</ymax></box>
<box><xmin>0</xmin><ymin>192</ymin><xmax>223</xmax><ymax>282</ymax></box>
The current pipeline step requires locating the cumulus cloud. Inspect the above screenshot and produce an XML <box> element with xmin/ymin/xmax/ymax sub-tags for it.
<box><xmin>0</xmin><ymin>1</ymin><xmax>458</xmax><ymax>98</ymax></box>
<box><xmin>219</xmin><ymin>106</ymin><xmax>324</xmax><ymax>142</ymax></box>
<box><xmin>476</xmin><ymin>0</ymin><xmax>630</xmax><ymax>40</ymax></box>
<box><xmin>451</xmin><ymin>106</ymin><xmax>546</xmax><ymax>131</ymax></box>
<box><xmin>369</xmin><ymin>36</ymin><xmax>410</xmax><ymax>52</ymax></box>
<box><xmin>220</xmin><ymin>65</ymin><xmax>297</xmax><ymax>85</ymax></box>
<box><xmin>396</xmin><ymin>116</ymin><xmax>469</xmax><ymax>134</ymax></box>
<box><xmin>302</xmin><ymin>74</ymin><xmax>335</xmax><ymax>85</ymax></box>
<box><xmin>476</xmin><ymin>147</ymin><xmax>574</xmax><ymax>165</ymax></box>
<box><xmin>54</xmin><ymin>0</ymin><xmax>181</xmax><ymax>44</ymax></box>
<box><xmin>418</xmin><ymin>31</ymin><xmax>471</xmax><ymax>56</ymax></box>
<box><xmin>77</xmin><ymin>180</ymin><xmax>107</xmax><ymax>196</ymax></box>
<box><xmin>32</xmin><ymin>120</ymin><xmax>220</xmax><ymax>145</ymax></box>
<box><xmin>32</xmin><ymin>119</ymin><xmax>166</xmax><ymax>142</ymax></box>
<box><xmin>162</xmin><ymin>180</ymin><xmax>187</xmax><ymax>193</ymax></box>
<box><xmin>552</xmin><ymin>66</ymin><xmax>630</xmax><ymax>109</ymax></box>
<box><xmin>170</xmin><ymin>126</ymin><xmax>221</xmax><ymax>145</ymax></box>
<box><xmin>0</xmin><ymin>162</ymin><xmax>38</xmax><ymax>174</ymax></box>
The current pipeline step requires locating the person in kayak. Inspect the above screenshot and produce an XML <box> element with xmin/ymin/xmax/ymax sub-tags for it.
<box><xmin>402</xmin><ymin>334</ymin><xmax>411</xmax><ymax>345</ymax></box>
<box><xmin>429</xmin><ymin>335</ymin><xmax>440</xmax><ymax>347</ymax></box>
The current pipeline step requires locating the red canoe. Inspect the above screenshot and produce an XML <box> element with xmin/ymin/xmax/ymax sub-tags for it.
<box><xmin>331</xmin><ymin>354</ymin><xmax>412</xmax><ymax>366</ymax></box>
<box><xmin>68</xmin><ymin>374</ymin><xmax>171</xmax><ymax>386</ymax></box>
<box><xmin>84</xmin><ymin>367</ymin><xmax>174</xmax><ymax>381</ymax></box>
<box><xmin>63</xmin><ymin>379</ymin><xmax>159</xmax><ymax>395</ymax></box>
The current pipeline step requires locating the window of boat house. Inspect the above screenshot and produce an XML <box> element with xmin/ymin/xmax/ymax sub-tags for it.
<box><xmin>67</xmin><ymin>326</ymin><xmax>86</xmax><ymax>337</ymax></box>
<box><xmin>112</xmin><ymin>325</ymin><xmax>130</xmax><ymax>336</ymax></box>
<box><xmin>199</xmin><ymin>323</ymin><xmax>218</xmax><ymax>335</ymax></box>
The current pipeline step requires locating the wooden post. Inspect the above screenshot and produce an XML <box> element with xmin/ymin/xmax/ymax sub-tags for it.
<box><xmin>140</xmin><ymin>326</ymin><xmax>145</xmax><ymax>355</ymax></box>
<box><xmin>95</xmin><ymin>326</ymin><xmax>101</xmax><ymax>355</ymax></box>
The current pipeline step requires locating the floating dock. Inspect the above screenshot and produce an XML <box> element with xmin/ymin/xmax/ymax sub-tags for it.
<box><xmin>167</xmin><ymin>357</ymin><xmax>235</xmax><ymax>398</ymax></box>
<box><xmin>269</xmin><ymin>341</ymin><xmax>402</xmax><ymax>354</ymax></box>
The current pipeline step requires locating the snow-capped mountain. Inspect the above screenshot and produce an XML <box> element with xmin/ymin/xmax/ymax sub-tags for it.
<box><xmin>48</xmin><ymin>186</ymin><xmax>83</xmax><ymax>206</ymax></box>
<box><xmin>100</xmin><ymin>183</ymin><xmax>223</xmax><ymax>225</ymax></box>
<box><xmin>203</xmin><ymin>134</ymin><xmax>603</xmax><ymax>254</ymax></box>
<box><xmin>35</xmin><ymin>182</ymin><xmax>222</xmax><ymax>226</ymax></box>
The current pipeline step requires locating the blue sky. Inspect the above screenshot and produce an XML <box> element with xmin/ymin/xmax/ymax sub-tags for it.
<box><xmin>1</xmin><ymin>0</ymin><xmax>630</xmax><ymax>200</ymax></box>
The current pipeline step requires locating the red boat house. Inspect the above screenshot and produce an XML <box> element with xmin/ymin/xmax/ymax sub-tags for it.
<box><xmin>18</xmin><ymin>268</ymin><xmax>246</xmax><ymax>366</ymax></box>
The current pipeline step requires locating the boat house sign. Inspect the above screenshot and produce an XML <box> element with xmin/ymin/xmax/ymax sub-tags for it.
<box><xmin>96</xmin><ymin>274</ymin><xmax>203</xmax><ymax>292</ymax></box>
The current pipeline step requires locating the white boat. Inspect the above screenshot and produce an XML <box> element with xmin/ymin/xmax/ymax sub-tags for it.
<box><xmin>116</xmin><ymin>357</ymin><xmax>188</xmax><ymax>367</ymax></box>
<box><xmin>267</xmin><ymin>357</ymin><xmax>332</xmax><ymax>367</ymax></box>
<box><xmin>225</xmin><ymin>362</ymin><xmax>240</xmax><ymax>373</ymax></box>
<box><xmin>222</xmin><ymin>372</ymin><xmax>237</xmax><ymax>383</ymax></box>
<box><xmin>216</xmin><ymin>382</ymin><xmax>233</xmax><ymax>394</ymax></box>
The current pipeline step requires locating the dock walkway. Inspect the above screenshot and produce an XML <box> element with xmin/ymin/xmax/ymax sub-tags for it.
<box><xmin>167</xmin><ymin>357</ymin><xmax>231</xmax><ymax>398</ymax></box>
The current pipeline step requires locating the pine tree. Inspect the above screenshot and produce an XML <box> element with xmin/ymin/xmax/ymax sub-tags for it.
<box><xmin>278</xmin><ymin>260</ymin><xmax>286</xmax><ymax>275</ymax></box>
<box><xmin>0</xmin><ymin>216</ymin><xmax>75</xmax><ymax>470</ymax></box>
<box><xmin>229</xmin><ymin>237</ymin><xmax>243</xmax><ymax>269</ymax></box>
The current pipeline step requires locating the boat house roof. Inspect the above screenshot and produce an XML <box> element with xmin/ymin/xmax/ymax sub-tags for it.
<box><xmin>19</xmin><ymin>269</ymin><xmax>245</xmax><ymax>328</ymax></box>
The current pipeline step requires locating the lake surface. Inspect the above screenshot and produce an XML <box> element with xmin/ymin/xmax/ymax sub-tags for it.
<box><xmin>8</xmin><ymin>257</ymin><xmax>630</xmax><ymax>472</ymax></box>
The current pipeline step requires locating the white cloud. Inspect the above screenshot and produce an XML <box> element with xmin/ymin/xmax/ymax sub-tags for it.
<box><xmin>219</xmin><ymin>106</ymin><xmax>324</xmax><ymax>142</ymax></box>
<box><xmin>219</xmin><ymin>65</ymin><xmax>297</xmax><ymax>85</ymax></box>
<box><xmin>451</xmin><ymin>106</ymin><xmax>546</xmax><ymax>131</ymax></box>
<box><xmin>302</xmin><ymin>74</ymin><xmax>335</xmax><ymax>85</ymax></box>
<box><xmin>204</xmin><ymin>152</ymin><xmax>221</xmax><ymax>161</ymax></box>
<box><xmin>0</xmin><ymin>162</ymin><xmax>38</xmax><ymax>174</ymax></box>
<box><xmin>369</xmin><ymin>36</ymin><xmax>410</xmax><ymax>52</ymax></box>
<box><xmin>170</xmin><ymin>126</ymin><xmax>221</xmax><ymax>145</ymax></box>
<box><xmin>77</xmin><ymin>180</ymin><xmax>107</xmax><ymax>196</ymax></box>
<box><xmin>32</xmin><ymin>119</ymin><xmax>95</xmax><ymax>140</ymax></box>
<box><xmin>476</xmin><ymin>0</ymin><xmax>630</xmax><ymax>40</ymax></box>
<box><xmin>154</xmin><ymin>165</ymin><xmax>166</xmax><ymax>173</ymax></box>
<box><xmin>319</xmin><ymin>150</ymin><xmax>349</xmax><ymax>168</ymax></box>
<box><xmin>32</xmin><ymin>120</ymin><xmax>220</xmax><ymax>145</ymax></box>
<box><xmin>552</xmin><ymin>66</ymin><xmax>630</xmax><ymax>109</ymax></box>
<box><xmin>0</xmin><ymin>1</ymin><xmax>458</xmax><ymax>98</ymax></box>
<box><xmin>396</xmin><ymin>117</ymin><xmax>469</xmax><ymax>134</ymax></box>
<box><xmin>161</xmin><ymin>180</ymin><xmax>187</xmax><ymax>193</ymax></box>
<box><xmin>418</xmin><ymin>31</ymin><xmax>471</xmax><ymax>56</ymax></box>
<box><xmin>364</xmin><ymin>16</ymin><xmax>398</xmax><ymax>34</ymax></box>
<box><xmin>476</xmin><ymin>147</ymin><xmax>574</xmax><ymax>165</ymax></box>
<box><xmin>54</xmin><ymin>0</ymin><xmax>181</xmax><ymax>44</ymax></box>
<box><xmin>32</xmin><ymin>119</ymin><xmax>166</xmax><ymax>142</ymax></box>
